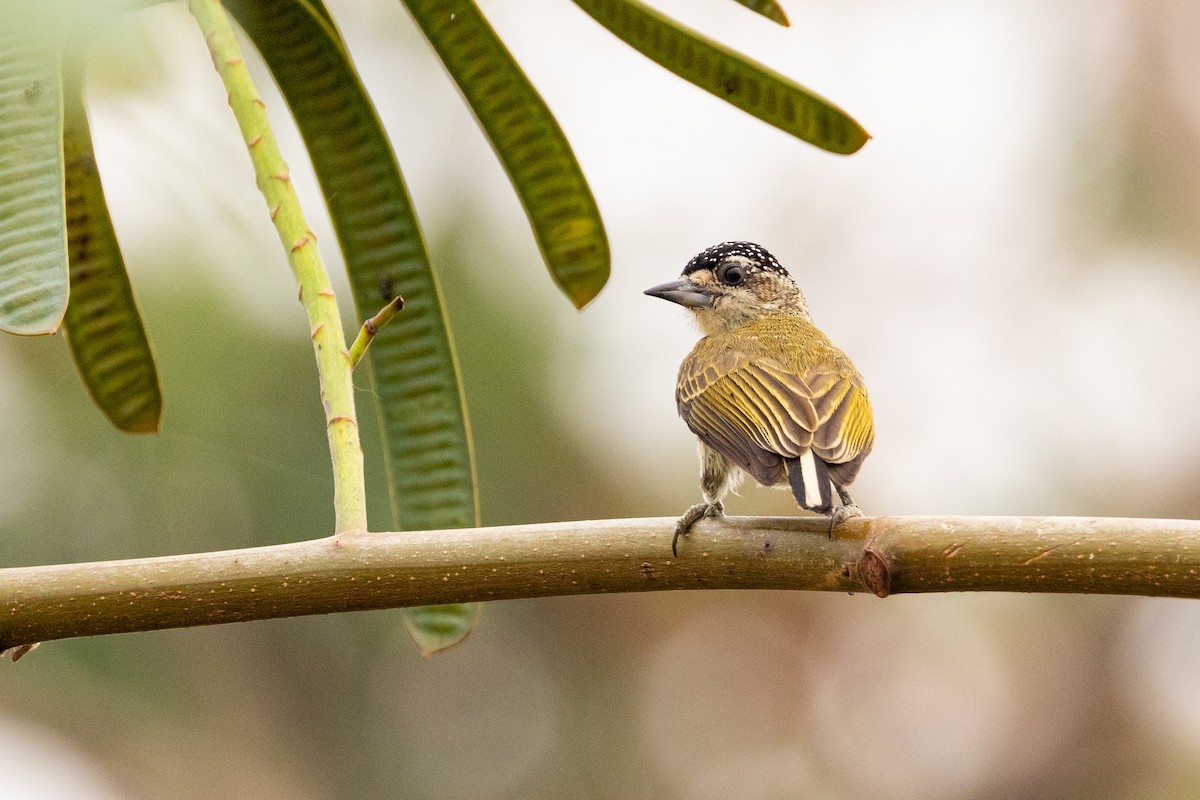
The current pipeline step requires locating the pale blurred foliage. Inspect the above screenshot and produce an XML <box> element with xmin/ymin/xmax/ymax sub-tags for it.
<box><xmin>3</xmin><ymin>0</ymin><xmax>1200</xmax><ymax>798</ymax></box>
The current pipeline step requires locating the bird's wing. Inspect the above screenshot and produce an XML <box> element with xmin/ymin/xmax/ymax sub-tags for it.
<box><xmin>678</xmin><ymin>349</ymin><xmax>872</xmax><ymax>485</ymax></box>
<box><xmin>765</xmin><ymin>362</ymin><xmax>874</xmax><ymax>468</ymax></box>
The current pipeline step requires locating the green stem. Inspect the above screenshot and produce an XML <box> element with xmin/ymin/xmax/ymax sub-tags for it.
<box><xmin>347</xmin><ymin>295</ymin><xmax>404</xmax><ymax>369</ymax></box>
<box><xmin>3</xmin><ymin>514</ymin><xmax>1200</xmax><ymax>654</ymax></box>
<box><xmin>187</xmin><ymin>0</ymin><xmax>366</xmax><ymax>533</ymax></box>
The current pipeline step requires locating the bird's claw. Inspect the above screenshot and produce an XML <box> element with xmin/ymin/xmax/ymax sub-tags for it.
<box><xmin>827</xmin><ymin>503</ymin><xmax>863</xmax><ymax>538</ymax></box>
<box><xmin>833</xmin><ymin>503</ymin><xmax>863</xmax><ymax>524</ymax></box>
<box><xmin>672</xmin><ymin>501</ymin><xmax>724</xmax><ymax>556</ymax></box>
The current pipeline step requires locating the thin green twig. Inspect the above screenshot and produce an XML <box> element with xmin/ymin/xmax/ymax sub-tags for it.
<box><xmin>347</xmin><ymin>295</ymin><xmax>404</xmax><ymax>369</ymax></box>
<box><xmin>187</xmin><ymin>0</ymin><xmax>366</xmax><ymax>533</ymax></box>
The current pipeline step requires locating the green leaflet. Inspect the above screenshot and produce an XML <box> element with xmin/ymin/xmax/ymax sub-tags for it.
<box><xmin>61</xmin><ymin>59</ymin><xmax>161</xmax><ymax>433</ymax></box>
<box><xmin>402</xmin><ymin>603</ymin><xmax>480</xmax><ymax>657</ymax></box>
<box><xmin>227</xmin><ymin>0</ymin><xmax>478</xmax><ymax>654</ymax></box>
<box><xmin>401</xmin><ymin>0</ymin><xmax>610</xmax><ymax>309</ymax></box>
<box><xmin>727</xmin><ymin>0</ymin><xmax>788</xmax><ymax>26</ymax></box>
<box><xmin>571</xmin><ymin>0</ymin><xmax>869</xmax><ymax>155</ymax></box>
<box><xmin>0</xmin><ymin>17</ymin><xmax>67</xmax><ymax>335</ymax></box>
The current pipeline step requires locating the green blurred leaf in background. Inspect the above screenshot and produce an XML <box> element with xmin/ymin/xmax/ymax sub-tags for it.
<box><xmin>571</xmin><ymin>0</ymin><xmax>869</xmax><ymax>155</ymax></box>
<box><xmin>0</xmin><ymin>10</ymin><xmax>68</xmax><ymax>335</ymax></box>
<box><xmin>61</xmin><ymin>51</ymin><xmax>161</xmax><ymax>433</ymax></box>
<box><xmin>402</xmin><ymin>0</ymin><xmax>611</xmax><ymax>310</ymax></box>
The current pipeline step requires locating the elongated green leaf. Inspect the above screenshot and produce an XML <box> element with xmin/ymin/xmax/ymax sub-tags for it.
<box><xmin>728</xmin><ymin>0</ymin><xmax>788</xmax><ymax>26</ymax></box>
<box><xmin>401</xmin><ymin>0</ymin><xmax>610</xmax><ymax>309</ymax></box>
<box><xmin>0</xmin><ymin>20</ymin><xmax>67</xmax><ymax>335</ymax></box>
<box><xmin>571</xmin><ymin>0</ymin><xmax>869</xmax><ymax>155</ymax></box>
<box><xmin>227</xmin><ymin>0</ymin><xmax>479</xmax><ymax>654</ymax></box>
<box><xmin>61</xmin><ymin>60</ymin><xmax>161</xmax><ymax>433</ymax></box>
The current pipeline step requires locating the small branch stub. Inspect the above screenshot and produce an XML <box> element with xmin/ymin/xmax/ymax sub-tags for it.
<box><xmin>853</xmin><ymin>548</ymin><xmax>892</xmax><ymax>598</ymax></box>
<box><xmin>348</xmin><ymin>295</ymin><xmax>405</xmax><ymax>368</ymax></box>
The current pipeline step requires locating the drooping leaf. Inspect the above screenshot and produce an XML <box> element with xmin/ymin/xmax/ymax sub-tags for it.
<box><xmin>571</xmin><ymin>0</ymin><xmax>869</xmax><ymax>155</ymax></box>
<box><xmin>727</xmin><ymin>0</ymin><xmax>788</xmax><ymax>26</ymax></box>
<box><xmin>401</xmin><ymin>0</ymin><xmax>610</xmax><ymax>309</ymax></box>
<box><xmin>226</xmin><ymin>0</ymin><xmax>479</xmax><ymax>653</ymax></box>
<box><xmin>0</xmin><ymin>16</ymin><xmax>67</xmax><ymax>335</ymax></box>
<box><xmin>402</xmin><ymin>603</ymin><xmax>480</xmax><ymax>657</ymax></box>
<box><xmin>61</xmin><ymin>56</ymin><xmax>161</xmax><ymax>433</ymax></box>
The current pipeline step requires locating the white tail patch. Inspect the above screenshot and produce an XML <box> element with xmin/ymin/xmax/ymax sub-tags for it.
<box><xmin>798</xmin><ymin>451</ymin><xmax>821</xmax><ymax>506</ymax></box>
<box><xmin>786</xmin><ymin>451</ymin><xmax>833</xmax><ymax>513</ymax></box>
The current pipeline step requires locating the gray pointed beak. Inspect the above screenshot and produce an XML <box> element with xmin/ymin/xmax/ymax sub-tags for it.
<box><xmin>644</xmin><ymin>278</ymin><xmax>713</xmax><ymax>309</ymax></box>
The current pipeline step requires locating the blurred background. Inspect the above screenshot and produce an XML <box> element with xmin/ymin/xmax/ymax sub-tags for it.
<box><xmin>4</xmin><ymin>0</ymin><xmax>1200</xmax><ymax>797</ymax></box>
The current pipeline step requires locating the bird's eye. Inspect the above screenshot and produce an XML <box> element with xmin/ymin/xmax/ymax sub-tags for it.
<box><xmin>718</xmin><ymin>263</ymin><xmax>746</xmax><ymax>285</ymax></box>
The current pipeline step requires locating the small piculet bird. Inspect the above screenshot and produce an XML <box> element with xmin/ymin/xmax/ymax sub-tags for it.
<box><xmin>645</xmin><ymin>242</ymin><xmax>875</xmax><ymax>555</ymax></box>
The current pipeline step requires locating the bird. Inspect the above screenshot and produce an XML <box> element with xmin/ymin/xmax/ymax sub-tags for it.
<box><xmin>645</xmin><ymin>241</ymin><xmax>874</xmax><ymax>556</ymax></box>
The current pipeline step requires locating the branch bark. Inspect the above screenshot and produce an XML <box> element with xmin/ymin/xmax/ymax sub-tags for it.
<box><xmin>3</xmin><ymin>514</ymin><xmax>1199</xmax><ymax>653</ymax></box>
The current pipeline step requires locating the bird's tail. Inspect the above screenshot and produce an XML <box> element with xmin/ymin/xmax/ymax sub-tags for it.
<box><xmin>785</xmin><ymin>451</ymin><xmax>833</xmax><ymax>514</ymax></box>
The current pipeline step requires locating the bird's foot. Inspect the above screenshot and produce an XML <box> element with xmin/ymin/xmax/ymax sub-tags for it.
<box><xmin>673</xmin><ymin>501</ymin><xmax>724</xmax><ymax>556</ymax></box>
<box><xmin>827</xmin><ymin>503</ymin><xmax>863</xmax><ymax>538</ymax></box>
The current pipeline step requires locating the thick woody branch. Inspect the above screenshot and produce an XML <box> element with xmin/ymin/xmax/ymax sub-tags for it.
<box><xmin>2</xmin><ymin>515</ymin><xmax>1199</xmax><ymax>654</ymax></box>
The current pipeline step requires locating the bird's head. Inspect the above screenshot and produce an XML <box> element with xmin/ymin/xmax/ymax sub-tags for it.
<box><xmin>644</xmin><ymin>242</ymin><xmax>809</xmax><ymax>336</ymax></box>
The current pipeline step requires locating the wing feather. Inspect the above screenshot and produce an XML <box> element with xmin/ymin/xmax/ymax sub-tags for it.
<box><xmin>683</xmin><ymin>394</ymin><xmax>783</xmax><ymax>482</ymax></box>
<box><xmin>725</xmin><ymin>370</ymin><xmax>804</xmax><ymax>456</ymax></box>
<box><xmin>676</xmin><ymin>320</ymin><xmax>874</xmax><ymax>492</ymax></box>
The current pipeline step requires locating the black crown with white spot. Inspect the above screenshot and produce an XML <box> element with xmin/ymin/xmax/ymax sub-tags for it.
<box><xmin>682</xmin><ymin>241</ymin><xmax>789</xmax><ymax>278</ymax></box>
